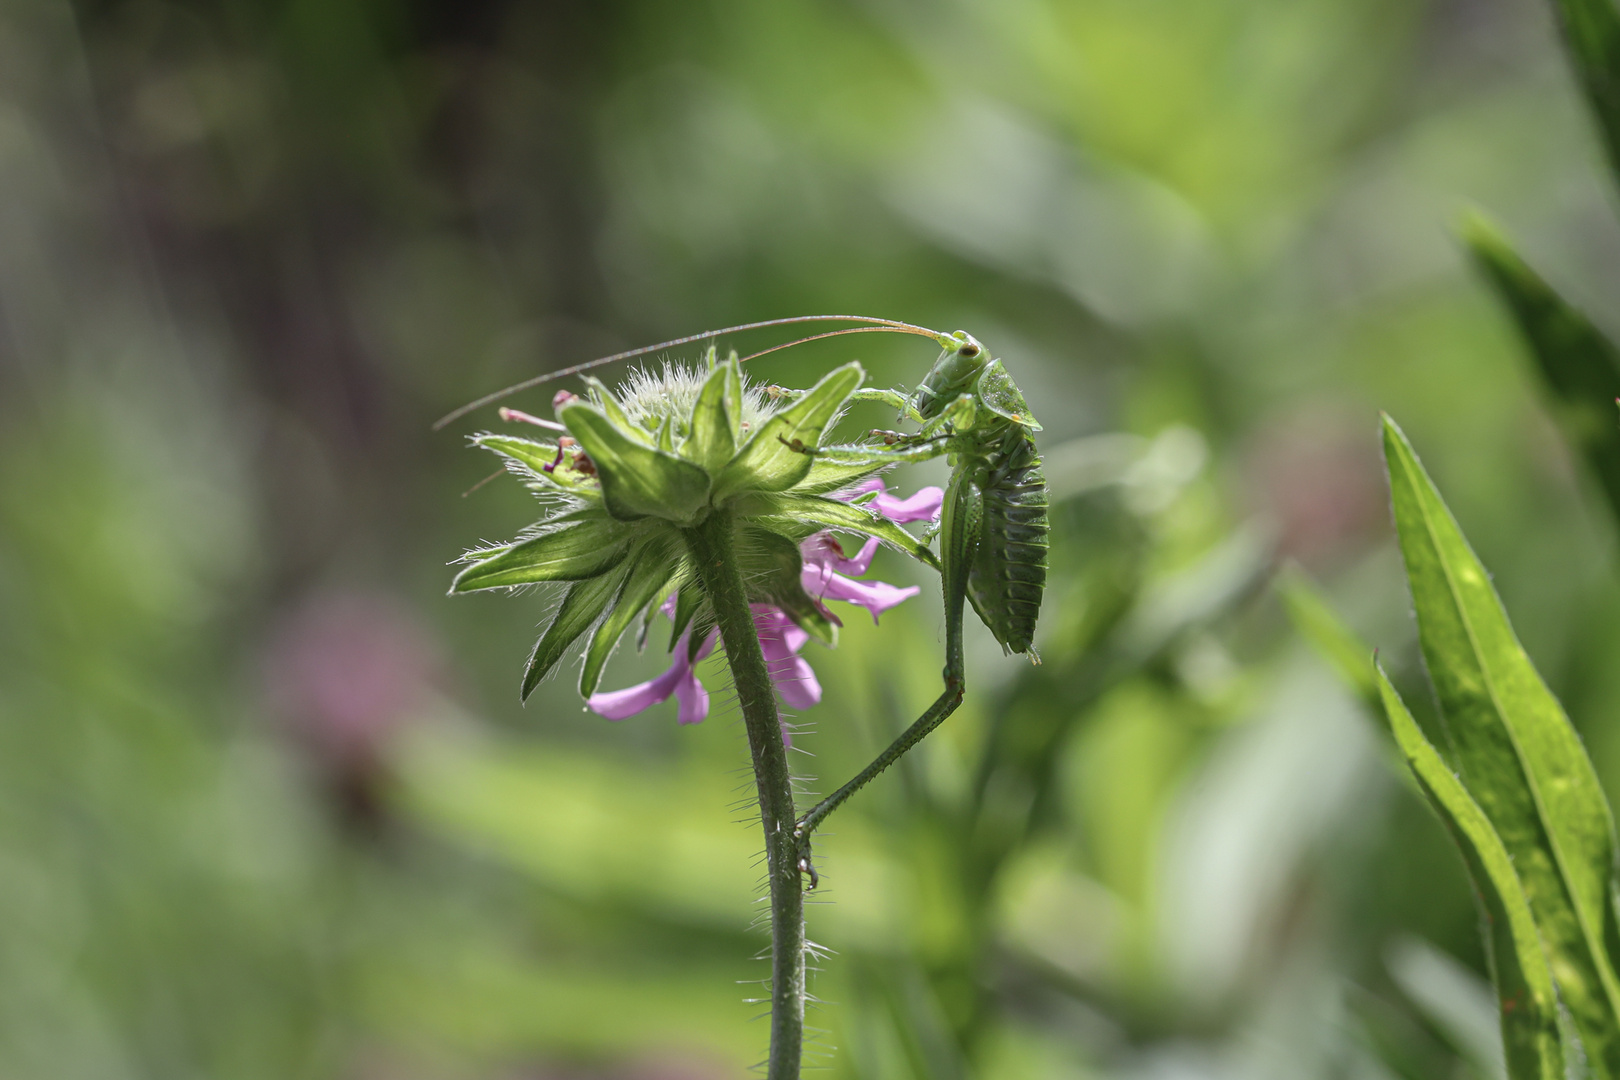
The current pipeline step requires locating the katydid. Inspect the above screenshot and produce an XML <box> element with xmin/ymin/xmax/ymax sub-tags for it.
<box><xmin>436</xmin><ymin>315</ymin><xmax>1049</xmax><ymax>883</ymax></box>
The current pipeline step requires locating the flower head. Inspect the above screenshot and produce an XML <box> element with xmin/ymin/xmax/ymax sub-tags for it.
<box><xmin>582</xmin><ymin>471</ymin><xmax>940</xmax><ymax>730</ymax></box>
<box><xmin>450</xmin><ymin>348</ymin><xmax>939</xmax><ymax>705</ymax></box>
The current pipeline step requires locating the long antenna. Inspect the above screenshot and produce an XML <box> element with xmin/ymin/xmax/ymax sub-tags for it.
<box><xmin>433</xmin><ymin>314</ymin><xmax>948</xmax><ymax>430</ymax></box>
<box><xmin>734</xmin><ymin>324</ymin><xmax>944</xmax><ymax>364</ymax></box>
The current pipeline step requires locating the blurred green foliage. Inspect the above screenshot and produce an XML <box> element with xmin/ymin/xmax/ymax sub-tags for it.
<box><xmin>5</xmin><ymin>0</ymin><xmax>1620</xmax><ymax>1076</ymax></box>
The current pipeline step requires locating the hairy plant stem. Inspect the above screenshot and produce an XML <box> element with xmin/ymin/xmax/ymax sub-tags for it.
<box><xmin>685</xmin><ymin>508</ymin><xmax>804</xmax><ymax>1080</ymax></box>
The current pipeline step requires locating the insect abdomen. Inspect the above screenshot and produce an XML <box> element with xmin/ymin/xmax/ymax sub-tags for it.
<box><xmin>968</xmin><ymin>430</ymin><xmax>1048</xmax><ymax>655</ymax></box>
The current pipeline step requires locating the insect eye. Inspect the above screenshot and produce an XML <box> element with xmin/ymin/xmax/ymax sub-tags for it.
<box><xmin>958</xmin><ymin>344</ymin><xmax>981</xmax><ymax>358</ymax></box>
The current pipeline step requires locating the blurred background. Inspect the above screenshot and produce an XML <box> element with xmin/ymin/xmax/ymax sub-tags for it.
<box><xmin>3</xmin><ymin>0</ymin><xmax>1619</xmax><ymax>1076</ymax></box>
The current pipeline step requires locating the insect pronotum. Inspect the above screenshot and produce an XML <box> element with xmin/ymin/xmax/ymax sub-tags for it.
<box><xmin>439</xmin><ymin>315</ymin><xmax>1049</xmax><ymax>882</ymax></box>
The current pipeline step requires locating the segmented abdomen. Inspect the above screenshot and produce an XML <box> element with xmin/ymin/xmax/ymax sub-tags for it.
<box><xmin>968</xmin><ymin>430</ymin><xmax>1048</xmax><ymax>655</ymax></box>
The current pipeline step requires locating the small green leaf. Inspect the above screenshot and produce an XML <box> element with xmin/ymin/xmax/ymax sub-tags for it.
<box><xmin>1550</xmin><ymin>0</ymin><xmax>1620</xmax><ymax>183</ymax></box>
<box><xmin>580</xmin><ymin>536</ymin><xmax>681</xmax><ymax>697</ymax></box>
<box><xmin>736</xmin><ymin>524</ymin><xmax>836</xmax><ymax>645</ymax></box>
<box><xmin>684</xmin><ymin>359</ymin><xmax>738</xmax><ymax>473</ymax></box>
<box><xmin>712</xmin><ymin>362</ymin><xmax>864</xmax><ymax>500</ymax></box>
<box><xmin>563</xmin><ymin>404</ymin><xmax>712</xmax><ymax>523</ymax></box>
<box><xmin>471</xmin><ymin>434</ymin><xmax>601</xmax><ymax>497</ymax></box>
<box><xmin>1384</xmin><ymin>414</ymin><xmax>1620</xmax><ymax>1072</ymax></box>
<box><xmin>742</xmin><ymin>491</ymin><xmax>940</xmax><ymax>568</ymax></box>
<box><xmin>451</xmin><ymin>519</ymin><xmax>630</xmax><ymax>591</ymax></box>
<box><xmin>668</xmin><ymin>582</ymin><xmax>699</xmax><ymax>651</ymax></box>
<box><xmin>472</xmin><ymin>433</ymin><xmax>557</xmax><ymax>474</ymax></box>
<box><xmin>976</xmin><ymin>359</ymin><xmax>1041</xmax><ymax>430</ymax></box>
<box><xmin>1374</xmin><ymin>665</ymin><xmax>1571</xmax><ymax>1080</ymax></box>
<box><xmin>722</xmin><ymin>351</ymin><xmax>743</xmax><ymax>440</ymax></box>
<box><xmin>1464</xmin><ymin>213</ymin><xmax>1620</xmax><ymax>530</ymax></box>
<box><xmin>794</xmin><ymin>454</ymin><xmax>892</xmax><ymax>496</ymax></box>
<box><xmin>581</xmin><ymin>377</ymin><xmax>647</xmax><ymax>441</ymax></box>
<box><xmin>522</xmin><ymin>566</ymin><xmax>628</xmax><ymax>700</ymax></box>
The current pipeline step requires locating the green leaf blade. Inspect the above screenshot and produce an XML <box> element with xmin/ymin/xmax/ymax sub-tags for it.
<box><xmin>794</xmin><ymin>453</ymin><xmax>893</xmax><ymax>496</ymax></box>
<box><xmin>563</xmin><ymin>404</ymin><xmax>713</xmax><ymax>524</ymax></box>
<box><xmin>735</xmin><ymin>524</ymin><xmax>836</xmax><ymax>645</ymax></box>
<box><xmin>579</xmin><ymin>535</ymin><xmax>681</xmax><ymax>697</ymax></box>
<box><xmin>740</xmin><ymin>492</ymin><xmax>939</xmax><ymax>569</ymax></box>
<box><xmin>451</xmin><ymin>519</ymin><xmax>630</xmax><ymax>591</ymax></box>
<box><xmin>684</xmin><ymin>358</ymin><xmax>739</xmax><ymax>473</ymax></box>
<box><xmin>472</xmin><ymin>433</ymin><xmax>557</xmax><ymax>474</ymax></box>
<box><xmin>713</xmin><ymin>361</ymin><xmax>864</xmax><ymax>500</ymax></box>
<box><xmin>1463</xmin><ymin>214</ymin><xmax>1620</xmax><ymax>531</ymax></box>
<box><xmin>1550</xmin><ymin>0</ymin><xmax>1620</xmax><ymax>185</ymax></box>
<box><xmin>522</xmin><ymin>567</ymin><xmax>628</xmax><ymax>700</ymax></box>
<box><xmin>1375</xmin><ymin>666</ymin><xmax>1570</xmax><ymax>1080</ymax></box>
<box><xmin>1383</xmin><ymin>414</ymin><xmax>1620</xmax><ymax>1072</ymax></box>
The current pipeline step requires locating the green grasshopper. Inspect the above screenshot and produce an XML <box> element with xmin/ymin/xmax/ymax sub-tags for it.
<box><xmin>436</xmin><ymin>315</ymin><xmax>1049</xmax><ymax>880</ymax></box>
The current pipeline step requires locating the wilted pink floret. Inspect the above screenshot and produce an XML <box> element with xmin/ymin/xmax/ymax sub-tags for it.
<box><xmin>585</xmin><ymin>478</ymin><xmax>938</xmax><ymax>728</ymax></box>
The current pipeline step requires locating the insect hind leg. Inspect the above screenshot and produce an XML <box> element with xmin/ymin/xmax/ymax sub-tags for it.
<box><xmin>793</xmin><ymin>475</ymin><xmax>977</xmax><ymax>886</ymax></box>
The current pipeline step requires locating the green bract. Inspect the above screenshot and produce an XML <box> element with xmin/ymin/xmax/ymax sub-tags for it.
<box><xmin>450</xmin><ymin>350</ymin><xmax>939</xmax><ymax>700</ymax></box>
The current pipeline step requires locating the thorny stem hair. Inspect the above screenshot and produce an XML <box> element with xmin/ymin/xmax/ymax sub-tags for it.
<box><xmin>684</xmin><ymin>507</ymin><xmax>806</xmax><ymax>1080</ymax></box>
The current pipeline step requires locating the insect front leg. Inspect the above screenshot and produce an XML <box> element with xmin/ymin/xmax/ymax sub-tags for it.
<box><xmin>793</xmin><ymin>474</ymin><xmax>979</xmax><ymax>885</ymax></box>
<box><xmin>822</xmin><ymin>434</ymin><xmax>953</xmax><ymax>465</ymax></box>
<box><xmin>849</xmin><ymin>386</ymin><xmax>925</xmax><ymax>424</ymax></box>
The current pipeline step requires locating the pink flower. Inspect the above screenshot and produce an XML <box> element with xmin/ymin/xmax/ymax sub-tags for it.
<box><xmin>585</xmin><ymin>478</ymin><xmax>941</xmax><ymax>729</ymax></box>
<box><xmin>587</xmin><ymin>624</ymin><xmax>716</xmax><ymax>725</ymax></box>
<box><xmin>846</xmin><ymin>477</ymin><xmax>944</xmax><ymax>523</ymax></box>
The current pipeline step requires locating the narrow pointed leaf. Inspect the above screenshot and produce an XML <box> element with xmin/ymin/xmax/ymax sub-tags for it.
<box><xmin>722</xmin><ymin>351</ymin><xmax>743</xmax><ymax>440</ymax></box>
<box><xmin>685</xmin><ymin>605</ymin><xmax>718</xmax><ymax>662</ymax></box>
<box><xmin>795</xmin><ymin>454</ymin><xmax>892</xmax><ymax>496</ymax></box>
<box><xmin>562</xmin><ymin>404</ymin><xmax>712</xmax><ymax>523</ymax></box>
<box><xmin>1375</xmin><ymin>666</ymin><xmax>1571</xmax><ymax>1080</ymax></box>
<box><xmin>712</xmin><ymin>361</ymin><xmax>864</xmax><ymax>500</ymax></box>
<box><xmin>684</xmin><ymin>359</ymin><xmax>738</xmax><ymax>472</ymax></box>
<box><xmin>1384</xmin><ymin>414</ymin><xmax>1620</xmax><ymax>1072</ymax></box>
<box><xmin>668</xmin><ymin>582</ymin><xmax>700</xmax><ymax>652</ymax></box>
<box><xmin>743</xmin><ymin>492</ymin><xmax>939</xmax><ymax>568</ymax></box>
<box><xmin>581</xmin><ymin>377</ymin><xmax>646</xmax><ymax>441</ymax></box>
<box><xmin>452</xmin><ymin>519</ymin><xmax>629</xmax><ymax>591</ymax></box>
<box><xmin>1464</xmin><ymin>214</ymin><xmax>1620</xmax><ymax>529</ymax></box>
<box><xmin>737</xmin><ymin>524</ymin><xmax>836</xmax><ymax>645</ymax></box>
<box><xmin>580</xmin><ymin>537</ymin><xmax>680</xmax><ymax>697</ymax></box>
<box><xmin>1550</xmin><ymin>0</ymin><xmax>1620</xmax><ymax>184</ymax></box>
<box><xmin>522</xmin><ymin>566</ymin><xmax>627</xmax><ymax>700</ymax></box>
<box><xmin>472</xmin><ymin>433</ymin><xmax>557</xmax><ymax>474</ymax></box>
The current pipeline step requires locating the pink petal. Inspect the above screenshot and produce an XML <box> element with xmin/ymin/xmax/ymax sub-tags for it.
<box><xmin>801</xmin><ymin>532</ymin><xmax>879</xmax><ymax>576</ymax></box>
<box><xmin>809</xmin><ymin>572</ymin><xmax>920</xmax><ymax>623</ymax></box>
<box><xmin>771</xmin><ymin>654</ymin><xmax>821</xmax><ymax>710</ymax></box>
<box><xmin>586</xmin><ymin>628</ymin><xmax>715</xmax><ymax>722</ymax></box>
<box><xmin>587</xmin><ymin>673</ymin><xmax>681</xmax><ymax>720</ymax></box>
<box><xmin>836</xmin><ymin>478</ymin><xmax>944</xmax><ymax>523</ymax></box>
<box><xmin>872</xmin><ymin>486</ymin><xmax>944</xmax><ymax>523</ymax></box>
<box><xmin>673</xmin><ymin>669</ymin><xmax>710</xmax><ymax>725</ymax></box>
<box><xmin>752</xmin><ymin>606</ymin><xmax>824</xmax><ymax>713</ymax></box>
